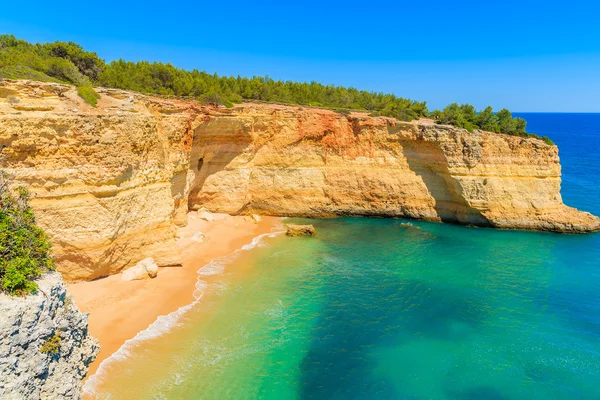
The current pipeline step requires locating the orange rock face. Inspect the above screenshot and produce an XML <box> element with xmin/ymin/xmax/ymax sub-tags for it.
<box><xmin>1</xmin><ymin>80</ymin><xmax>598</xmax><ymax>280</ymax></box>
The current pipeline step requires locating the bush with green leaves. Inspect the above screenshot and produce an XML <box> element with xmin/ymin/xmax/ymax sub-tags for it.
<box><xmin>0</xmin><ymin>176</ymin><xmax>55</xmax><ymax>295</ymax></box>
<box><xmin>77</xmin><ymin>84</ymin><xmax>100</xmax><ymax>107</ymax></box>
<box><xmin>430</xmin><ymin>104</ymin><xmax>554</xmax><ymax>145</ymax></box>
<box><xmin>40</xmin><ymin>332</ymin><xmax>61</xmax><ymax>354</ymax></box>
<box><xmin>0</xmin><ymin>35</ymin><xmax>101</xmax><ymax>86</ymax></box>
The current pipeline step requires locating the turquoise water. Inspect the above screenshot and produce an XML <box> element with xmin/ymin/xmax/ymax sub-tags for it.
<box><xmin>92</xmin><ymin>114</ymin><xmax>600</xmax><ymax>400</ymax></box>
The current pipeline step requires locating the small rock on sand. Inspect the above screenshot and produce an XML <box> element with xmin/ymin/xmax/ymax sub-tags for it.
<box><xmin>251</xmin><ymin>214</ymin><xmax>262</xmax><ymax>223</ymax></box>
<box><xmin>286</xmin><ymin>224</ymin><xmax>316</xmax><ymax>236</ymax></box>
<box><xmin>122</xmin><ymin>258</ymin><xmax>159</xmax><ymax>280</ymax></box>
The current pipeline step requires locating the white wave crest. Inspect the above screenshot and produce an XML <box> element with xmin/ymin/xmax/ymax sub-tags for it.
<box><xmin>83</xmin><ymin>226</ymin><xmax>285</xmax><ymax>397</ymax></box>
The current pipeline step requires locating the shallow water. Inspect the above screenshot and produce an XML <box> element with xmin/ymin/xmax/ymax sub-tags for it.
<box><xmin>89</xmin><ymin>113</ymin><xmax>600</xmax><ymax>400</ymax></box>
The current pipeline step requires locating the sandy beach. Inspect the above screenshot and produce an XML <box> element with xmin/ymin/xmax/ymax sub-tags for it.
<box><xmin>68</xmin><ymin>213</ymin><xmax>282</xmax><ymax>376</ymax></box>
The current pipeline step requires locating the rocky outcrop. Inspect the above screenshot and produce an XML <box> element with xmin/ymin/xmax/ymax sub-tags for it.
<box><xmin>0</xmin><ymin>272</ymin><xmax>99</xmax><ymax>399</ymax></box>
<box><xmin>286</xmin><ymin>224</ymin><xmax>317</xmax><ymax>236</ymax></box>
<box><xmin>1</xmin><ymin>80</ymin><xmax>598</xmax><ymax>280</ymax></box>
<box><xmin>191</xmin><ymin>105</ymin><xmax>600</xmax><ymax>234</ymax></box>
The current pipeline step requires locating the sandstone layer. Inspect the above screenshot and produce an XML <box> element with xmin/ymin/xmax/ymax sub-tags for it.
<box><xmin>1</xmin><ymin>80</ymin><xmax>598</xmax><ymax>280</ymax></box>
<box><xmin>0</xmin><ymin>272</ymin><xmax>99</xmax><ymax>399</ymax></box>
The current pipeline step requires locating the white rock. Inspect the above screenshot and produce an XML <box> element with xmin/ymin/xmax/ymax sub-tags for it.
<box><xmin>251</xmin><ymin>214</ymin><xmax>262</xmax><ymax>223</ymax></box>
<box><xmin>121</xmin><ymin>265</ymin><xmax>147</xmax><ymax>281</ymax></box>
<box><xmin>0</xmin><ymin>272</ymin><xmax>99</xmax><ymax>399</ymax></box>
<box><xmin>121</xmin><ymin>257</ymin><xmax>159</xmax><ymax>280</ymax></box>
<box><xmin>142</xmin><ymin>258</ymin><xmax>159</xmax><ymax>278</ymax></box>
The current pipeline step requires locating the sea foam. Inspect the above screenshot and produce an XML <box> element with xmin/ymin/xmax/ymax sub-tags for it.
<box><xmin>83</xmin><ymin>226</ymin><xmax>285</xmax><ymax>397</ymax></box>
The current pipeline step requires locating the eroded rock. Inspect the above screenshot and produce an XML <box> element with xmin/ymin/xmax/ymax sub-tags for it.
<box><xmin>121</xmin><ymin>258</ymin><xmax>159</xmax><ymax>280</ymax></box>
<box><xmin>0</xmin><ymin>273</ymin><xmax>99</xmax><ymax>399</ymax></box>
<box><xmin>286</xmin><ymin>224</ymin><xmax>316</xmax><ymax>236</ymax></box>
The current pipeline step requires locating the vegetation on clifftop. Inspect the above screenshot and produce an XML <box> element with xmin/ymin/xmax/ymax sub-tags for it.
<box><xmin>0</xmin><ymin>169</ymin><xmax>55</xmax><ymax>295</ymax></box>
<box><xmin>430</xmin><ymin>104</ymin><xmax>554</xmax><ymax>145</ymax></box>
<box><xmin>0</xmin><ymin>34</ymin><xmax>552</xmax><ymax>143</ymax></box>
<box><xmin>0</xmin><ymin>35</ymin><xmax>100</xmax><ymax>106</ymax></box>
<box><xmin>76</xmin><ymin>83</ymin><xmax>101</xmax><ymax>107</ymax></box>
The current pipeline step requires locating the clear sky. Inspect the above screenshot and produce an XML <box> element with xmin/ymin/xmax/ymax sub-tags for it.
<box><xmin>2</xmin><ymin>0</ymin><xmax>600</xmax><ymax>111</ymax></box>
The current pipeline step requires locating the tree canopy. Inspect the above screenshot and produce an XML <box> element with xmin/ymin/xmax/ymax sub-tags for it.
<box><xmin>429</xmin><ymin>104</ymin><xmax>553</xmax><ymax>144</ymax></box>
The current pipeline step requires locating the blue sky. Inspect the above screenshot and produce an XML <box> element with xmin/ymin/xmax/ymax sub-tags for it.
<box><xmin>2</xmin><ymin>0</ymin><xmax>600</xmax><ymax>111</ymax></box>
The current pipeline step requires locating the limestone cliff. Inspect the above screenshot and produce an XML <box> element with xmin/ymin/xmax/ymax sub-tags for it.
<box><xmin>0</xmin><ymin>273</ymin><xmax>99</xmax><ymax>399</ymax></box>
<box><xmin>1</xmin><ymin>80</ymin><xmax>598</xmax><ymax>280</ymax></box>
<box><xmin>190</xmin><ymin>105</ymin><xmax>599</xmax><ymax>234</ymax></box>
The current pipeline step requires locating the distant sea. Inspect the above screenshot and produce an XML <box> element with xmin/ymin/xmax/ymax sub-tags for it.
<box><xmin>88</xmin><ymin>113</ymin><xmax>600</xmax><ymax>400</ymax></box>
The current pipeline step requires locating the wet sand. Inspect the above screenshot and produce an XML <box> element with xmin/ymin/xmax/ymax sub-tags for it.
<box><xmin>68</xmin><ymin>213</ymin><xmax>281</xmax><ymax>376</ymax></box>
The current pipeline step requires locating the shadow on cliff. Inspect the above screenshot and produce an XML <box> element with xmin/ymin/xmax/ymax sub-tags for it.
<box><xmin>398</xmin><ymin>138</ymin><xmax>489</xmax><ymax>226</ymax></box>
<box><xmin>178</xmin><ymin>119</ymin><xmax>253</xmax><ymax>213</ymax></box>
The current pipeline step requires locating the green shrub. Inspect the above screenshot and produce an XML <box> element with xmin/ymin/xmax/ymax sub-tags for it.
<box><xmin>541</xmin><ymin>136</ymin><xmax>555</xmax><ymax>145</ymax></box>
<box><xmin>46</xmin><ymin>41</ymin><xmax>105</xmax><ymax>81</ymax></box>
<box><xmin>77</xmin><ymin>84</ymin><xmax>100</xmax><ymax>107</ymax></box>
<box><xmin>429</xmin><ymin>104</ymin><xmax>553</xmax><ymax>144</ymax></box>
<box><xmin>40</xmin><ymin>332</ymin><xmax>61</xmax><ymax>354</ymax></box>
<box><xmin>0</xmin><ymin>180</ymin><xmax>55</xmax><ymax>296</ymax></box>
<box><xmin>0</xmin><ymin>34</ymin><xmax>102</xmax><ymax>85</ymax></box>
<box><xmin>0</xmin><ymin>65</ymin><xmax>63</xmax><ymax>83</ymax></box>
<box><xmin>228</xmin><ymin>93</ymin><xmax>243</xmax><ymax>104</ymax></box>
<box><xmin>335</xmin><ymin>109</ymin><xmax>351</xmax><ymax>115</ymax></box>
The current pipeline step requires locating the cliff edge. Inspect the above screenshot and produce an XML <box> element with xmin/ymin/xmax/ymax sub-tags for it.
<box><xmin>1</xmin><ymin>80</ymin><xmax>598</xmax><ymax>280</ymax></box>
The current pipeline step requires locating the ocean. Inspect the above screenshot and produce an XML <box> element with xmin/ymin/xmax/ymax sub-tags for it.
<box><xmin>87</xmin><ymin>113</ymin><xmax>600</xmax><ymax>400</ymax></box>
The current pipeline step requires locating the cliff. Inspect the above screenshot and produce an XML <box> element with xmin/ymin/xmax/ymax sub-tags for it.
<box><xmin>1</xmin><ymin>80</ymin><xmax>598</xmax><ymax>280</ymax></box>
<box><xmin>0</xmin><ymin>272</ymin><xmax>99</xmax><ymax>399</ymax></box>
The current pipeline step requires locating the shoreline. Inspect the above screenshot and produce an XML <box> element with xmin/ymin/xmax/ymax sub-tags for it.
<box><xmin>68</xmin><ymin>213</ymin><xmax>282</xmax><ymax>378</ymax></box>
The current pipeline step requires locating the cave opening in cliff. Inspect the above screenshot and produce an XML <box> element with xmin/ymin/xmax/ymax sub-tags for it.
<box><xmin>186</xmin><ymin>121</ymin><xmax>253</xmax><ymax>212</ymax></box>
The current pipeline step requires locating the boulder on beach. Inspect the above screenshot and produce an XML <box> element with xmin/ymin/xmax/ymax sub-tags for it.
<box><xmin>286</xmin><ymin>224</ymin><xmax>316</xmax><ymax>237</ymax></box>
<box><xmin>122</xmin><ymin>257</ymin><xmax>159</xmax><ymax>280</ymax></box>
<box><xmin>251</xmin><ymin>214</ymin><xmax>262</xmax><ymax>223</ymax></box>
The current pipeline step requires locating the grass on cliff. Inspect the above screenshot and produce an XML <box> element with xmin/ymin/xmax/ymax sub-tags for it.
<box><xmin>0</xmin><ymin>172</ymin><xmax>55</xmax><ymax>296</ymax></box>
<box><xmin>77</xmin><ymin>84</ymin><xmax>100</xmax><ymax>107</ymax></box>
<box><xmin>40</xmin><ymin>332</ymin><xmax>61</xmax><ymax>355</ymax></box>
<box><xmin>0</xmin><ymin>34</ymin><xmax>551</xmax><ymax>144</ymax></box>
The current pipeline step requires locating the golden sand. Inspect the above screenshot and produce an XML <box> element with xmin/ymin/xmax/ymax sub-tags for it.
<box><xmin>68</xmin><ymin>213</ymin><xmax>281</xmax><ymax>376</ymax></box>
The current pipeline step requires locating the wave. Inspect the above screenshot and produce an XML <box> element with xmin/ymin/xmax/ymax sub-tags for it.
<box><xmin>83</xmin><ymin>225</ymin><xmax>285</xmax><ymax>397</ymax></box>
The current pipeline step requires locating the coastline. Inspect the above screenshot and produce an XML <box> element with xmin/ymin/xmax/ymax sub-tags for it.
<box><xmin>68</xmin><ymin>213</ymin><xmax>282</xmax><ymax>378</ymax></box>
